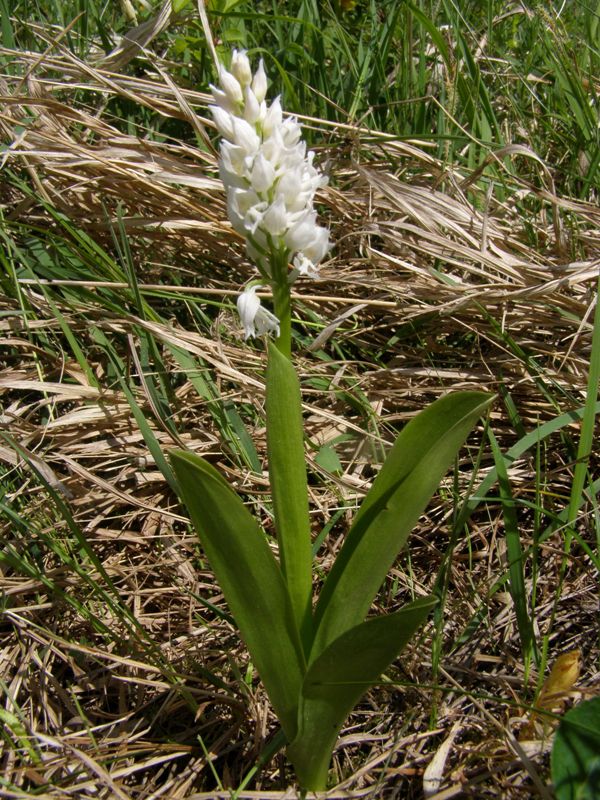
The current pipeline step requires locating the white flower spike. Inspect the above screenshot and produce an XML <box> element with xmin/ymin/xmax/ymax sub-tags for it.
<box><xmin>209</xmin><ymin>50</ymin><xmax>330</xmax><ymax>283</ymax></box>
<box><xmin>236</xmin><ymin>285</ymin><xmax>280</xmax><ymax>340</ymax></box>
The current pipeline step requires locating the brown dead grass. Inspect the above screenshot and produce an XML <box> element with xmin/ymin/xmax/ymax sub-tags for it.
<box><xmin>1</xmin><ymin>45</ymin><xmax>599</xmax><ymax>799</ymax></box>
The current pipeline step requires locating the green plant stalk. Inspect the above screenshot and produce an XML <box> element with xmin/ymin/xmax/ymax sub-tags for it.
<box><xmin>266</xmin><ymin>343</ymin><xmax>314</xmax><ymax>651</ymax></box>
<box><xmin>489</xmin><ymin>428</ymin><xmax>536</xmax><ymax>670</ymax></box>
<box><xmin>566</xmin><ymin>271</ymin><xmax>600</xmax><ymax>537</ymax></box>
<box><xmin>266</xmin><ymin>249</ymin><xmax>313</xmax><ymax>644</ymax></box>
<box><xmin>271</xmin><ymin>249</ymin><xmax>292</xmax><ymax>359</ymax></box>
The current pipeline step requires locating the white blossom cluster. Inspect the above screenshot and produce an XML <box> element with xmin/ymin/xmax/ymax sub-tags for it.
<box><xmin>209</xmin><ymin>50</ymin><xmax>330</xmax><ymax>338</ymax></box>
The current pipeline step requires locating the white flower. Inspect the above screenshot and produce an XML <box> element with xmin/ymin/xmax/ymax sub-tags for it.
<box><xmin>236</xmin><ymin>285</ymin><xmax>280</xmax><ymax>339</ymax></box>
<box><xmin>250</xmin><ymin>152</ymin><xmax>276</xmax><ymax>193</ymax></box>
<box><xmin>284</xmin><ymin>211</ymin><xmax>320</xmax><ymax>252</ymax></box>
<box><xmin>231</xmin><ymin>117</ymin><xmax>260</xmax><ymax>155</ymax></box>
<box><xmin>262</xmin><ymin>196</ymin><xmax>288</xmax><ymax>237</ymax></box>
<box><xmin>218</xmin><ymin>66</ymin><xmax>244</xmax><ymax>106</ymax></box>
<box><xmin>227</xmin><ymin>188</ymin><xmax>266</xmax><ymax>236</ymax></box>
<box><xmin>301</xmin><ymin>225</ymin><xmax>331</xmax><ymax>264</ymax></box>
<box><xmin>211</xmin><ymin>105</ymin><xmax>235</xmax><ymax>140</ymax></box>
<box><xmin>209</xmin><ymin>50</ymin><xmax>330</xmax><ymax>281</ymax></box>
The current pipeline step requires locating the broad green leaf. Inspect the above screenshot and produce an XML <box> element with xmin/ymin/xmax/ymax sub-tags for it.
<box><xmin>313</xmin><ymin>392</ymin><xmax>492</xmax><ymax>655</ymax></box>
<box><xmin>170</xmin><ymin>450</ymin><xmax>305</xmax><ymax>739</ymax></box>
<box><xmin>266</xmin><ymin>343</ymin><xmax>313</xmax><ymax>649</ymax></box>
<box><xmin>552</xmin><ymin>696</ymin><xmax>600</xmax><ymax>800</ymax></box>
<box><xmin>287</xmin><ymin>596</ymin><xmax>437</xmax><ymax>791</ymax></box>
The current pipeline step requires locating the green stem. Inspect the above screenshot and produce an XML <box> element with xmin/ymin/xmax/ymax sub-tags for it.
<box><xmin>266</xmin><ymin>343</ymin><xmax>313</xmax><ymax>652</ymax></box>
<box><xmin>566</xmin><ymin>270</ymin><xmax>600</xmax><ymax>533</ymax></box>
<box><xmin>271</xmin><ymin>249</ymin><xmax>292</xmax><ymax>358</ymax></box>
<box><xmin>265</xmin><ymin>247</ymin><xmax>313</xmax><ymax>651</ymax></box>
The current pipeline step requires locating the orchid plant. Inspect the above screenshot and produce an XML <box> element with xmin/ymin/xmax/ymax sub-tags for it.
<box><xmin>171</xmin><ymin>50</ymin><xmax>493</xmax><ymax>791</ymax></box>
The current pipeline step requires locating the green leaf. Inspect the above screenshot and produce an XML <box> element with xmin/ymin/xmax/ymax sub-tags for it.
<box><xmin>552</xmin><ymin>696</ymin><xmax>600</xmax><ymax>800</ymax></box>
<box><xmin>315</xmin><ymin>444</ymin><xmax>343</xmax><ymax>475</ymax></box>
<box><xmin>170</xmin><ymin>450</ymin><xmax>305</xmax><ymax>739</ymax></box>
<box><xmin>468</xmin><ymin>400</ymin><xmax>600</xmax><ymax>509</ymax></box>
<box><xmin>266</xmin><ymin>343</ymin><xmax>313</xmax><ymax>649</ymax></box>
<box><xmin>489</xmin><ymin>428</ymin><xmax>536</xmax><ymax>666</ymax></box>
<box><xmin>167</xmin><ymin>344</ymin><xmax>261</xmax><ymax>473</ymax></box>
<box><xmin>313</xmin><ymin>392</ymin><xmax>493</xmax><ymax>655</ymax></box>
<box><xmin>405</xmin><ymin>1</ymin><xmax>452</xmax><ymax>68</ymax></box>
<box><xmin>287</xmin><ymin>595</ymin><xmax>437</xmax><ymax>791</ymax></box>
<box><xmin>111</xmin><ymin>351</ymin><xmax>179</xmax><ymax>494</ymax></box>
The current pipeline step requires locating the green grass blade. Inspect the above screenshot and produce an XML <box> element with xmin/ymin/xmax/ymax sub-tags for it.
<box><xmin>167</xmin><ymin>343</ymin><xmax>262</xmax><ymax>473</ymax></box>
<box><xmin>40</xmin><ymin>293</ymin><xmax>99</xmax><ymax>389</ymax></box>
<box><xmin>0</xmin><ymin>0</ymin><xmax>15</xmax><ymax>50</ymax></box>
<box><xmin>470</xmin><ymin>400</ymin><xmax>600</xmax><ymax>509</ymax></box>
<box><xmin>489</xmin><ymin>428</ymin><xmax>536</xmax><ymax>669</ymax></box>
<box><xmin>86</xmin><ymin>325</ymin><xmax>178</xmax><ymax>492</ymax></box>
<box><xmin>566</xmin><ymin>271</ymin><xmax>600</xmax><ymax>536</ymax></box>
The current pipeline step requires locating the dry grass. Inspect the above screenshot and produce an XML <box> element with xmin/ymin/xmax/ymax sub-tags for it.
<box><xmin>1</xmin><ymin>46</ymin><xmax>599</xmax><ymax>799</ymax></box>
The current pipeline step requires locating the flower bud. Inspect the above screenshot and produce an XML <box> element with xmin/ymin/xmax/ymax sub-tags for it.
<box><xmin>262</xmin><ymin>97</ymin><xmax>283</xmax><ymax>138</ymax></box>
<box><xmin>252</xmin><ymin>59</ymin><xmax>268</xmax><ymax>103</ymax></box>
<box><xmin>243</xmin><ymin>86</ymin><xmax>263</xmax><ymax>124</ymax></box>
<box><xmin>210</xmin><ymin>85</ymin><xmax>236</xmax><ymax>113</ymax></box>
<box><xmin>231</xmin><ymin>49</ymin><xmax>252</xmax><ymax>87</ymax></box>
